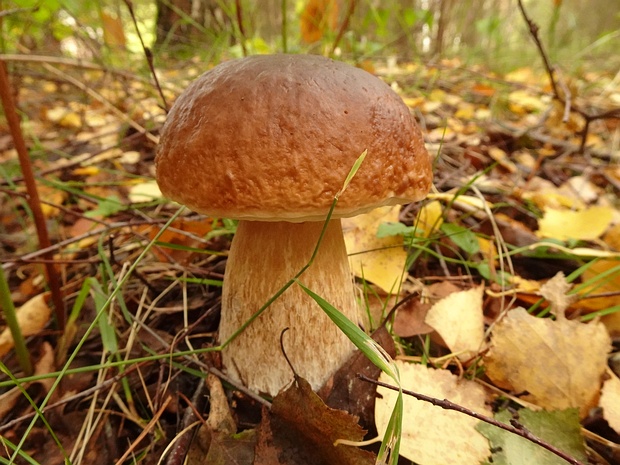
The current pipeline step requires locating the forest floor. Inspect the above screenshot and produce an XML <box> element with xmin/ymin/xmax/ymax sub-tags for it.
<box><xmin>1</xmin><ymin>49</ymin><xmax>620</xmax><ymax>465</ymax></box>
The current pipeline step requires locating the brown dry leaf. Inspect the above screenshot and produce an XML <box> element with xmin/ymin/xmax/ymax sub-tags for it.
<box><xmin>300</xmin><ymin>0</ymin><xmax>338</xmax><ymax>44</ymax></box>
<box><xmin>318</xmin><ymin>326</ymin><xmax>396</xmax><ymax>429</ymax></box>
<box><xmin>0</xmin><ymin>293</ymin><xmax>51</xmax><ymax>357</ymax></box>
<box><xmin>537</xmin><ymin>206</ymin><xmax>614</xmax><ymax>241</ymax></box>
<box><xmin>538</xmin><ymin>272</ymin><xmax>577</xmax><ymax>319</ymax></box>
<box><xmin>375</xmin><ymin>362</ymin><xmax>491</xmax><ymax>465</ymax></box>
<box><xmin>254</xmin><ymin>376</ymin><xmax>374</xmax><ymax>465</ymax></box>
<box><xmin>0</xmin><ymin>341</ymin><xmax>55</xmax><ymax>418</ymax></box>
<box><xmin>484</xmin><ymin>308</ymin><xmax>611</xmax><ymax>417</ymax></box>
<box><xmin>392</xmin><ymin>297</ymin><xmax>433</xmax><ymax>338</ymax></box>
<box><xmin>138</xmin><ymin>218</ymin><xmax>215</xmax><ymax>264</ymax></box>
<box><xmin>343</xmin><ymin>205</ymin><xmax>407</xmax><ymax>293</ymax></box>
<box><xmin>424</xmin><ymin>285</ymin><xmax>485</xmax><ymax>361</ymax></box>
<box><xmin>600</xmin><ymin>372</ymin><xmax>620</xmax><ymax>435</ymax></box>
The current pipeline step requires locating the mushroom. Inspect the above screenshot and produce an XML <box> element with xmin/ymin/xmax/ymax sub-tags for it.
<box><xmin>155</xmin><ymin>54</ymin><xmax>432</xmax><ymax>396</ymax></box>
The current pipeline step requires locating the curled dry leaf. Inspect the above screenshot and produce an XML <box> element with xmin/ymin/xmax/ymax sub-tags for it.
<box><xmin>375</xmin><ymin>361</ymin><xmax>491</xmax><ymax>465</ymax></box>
<box><xmin>255</xmin><ymin>376</ymin><xmax>374</xmax><ymax>465</ymax></box>
<box><xmin>538</xmin><ymin>272</ymin><xmax>577</xmax><ymax>319</ymax></box>
<box><xmin>0</xmin><ymin>341</ymin><xmax>55</xmax><ymax>418</ymax></box>
<box><xmin>484</xmin><ymin>308</ymin><xmax>611</xmax><ymax>417</ymax></box>
<box><xmin>424</xmin><ymin>285</ymin><xmax>485</xmax><ymax>361</ymax></box>
<box><xmin>599</xmin><ymin>371</ymin><xmax>620</xmax><ymax>435</ymax></box>
<box><xmin>0</xmin><ymin>293</ymin><xmax>51</xmax><ymax>357</ymax></box>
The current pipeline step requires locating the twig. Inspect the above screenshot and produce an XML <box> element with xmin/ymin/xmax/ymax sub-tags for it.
<box><xmin>516</xmin><ymin>0</ymin><xmax>620</xmax><ymax>153</ymax></box>
<box><xmin>234</xmin><ymin>0</ymin><xmax>247</xmax><ymax>56</ymax></box>
<box><xmin>114</xmin><ymin>395</ymin><xmax>172</xmax><ymax>465</ymax></box>
<box><xmin>0</xmin><ymin>60</ymin><xmax>66</xmax><ymax>329</ymax></box>
<box><xmin>331</xmin><ymin>0</ymin><xmax>357</xmax><ymax>55</ymax></box>
<box><xmin>122</xmin><ymin>0</ymin><xmax>169</xmax><ymax>112</ymax></box>
<box><xmin>358</xmin><ymin>374</ymin><xmax>585</xmax><ymax>465</ymax></box>
<box><xmin>163</xmin><ymin>379</ymin><xmax>207</xmax><ymax>465</ymax></box>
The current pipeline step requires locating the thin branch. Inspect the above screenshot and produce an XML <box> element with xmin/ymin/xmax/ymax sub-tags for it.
<box><xmin>516</xmin><ymin>0</ymin><xmax>620</xmax><ymax>153</ymax></box>
<box><xmin>358</xmin><ymin>374</ymin><xmax>586</xmax><ymax>465</ymax></box>
<box><xmin>331</xmin><ymin>0</ymin><xmax>357</xmax><ymax>55</ymax></box>
<box><xmin>235</xmin><ymin>0</ymin><xmax>247</xmax><ymax>56</ymax></box>
<box><xmin>122</xmin><ymin>0</ymin><xmax>169</xmax><ymax>112</ymax></box>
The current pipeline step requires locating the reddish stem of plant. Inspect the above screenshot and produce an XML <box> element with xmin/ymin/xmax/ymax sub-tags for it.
<box><xmin>0</xmin><ymin>60</ymin><xmax>65</xmax><ymax>329</ymax></box>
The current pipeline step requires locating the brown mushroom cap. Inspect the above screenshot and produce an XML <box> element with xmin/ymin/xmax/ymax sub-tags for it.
<box><xmin>156</xmin><ymin>54</ymin><xmax>432</xmax><ymax>221</ymax></box>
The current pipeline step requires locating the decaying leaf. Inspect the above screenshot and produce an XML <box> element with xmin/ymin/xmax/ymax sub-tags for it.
<box><xmin>318</xmin><ymin>326</ymin><xmax>396</xmax><ymax>429</ymax></box>
<box><xmin>0</xmin><ymin>293</ymin><xmax>52</xmax><ymax>357</ymax></box>
<box><xmin>254</xmin><ymin>376</ymin><xmax>374</xmax><ymax>465</ymax></box>
<box><xmin>424</xmin><ymin>285</ymin><xmax>485</xmax><ymax>361</ymax></box>
<box><xmin>375</xmin><ymin>362</ymin><xmax>491</xmax><ymax>465</ymax></box>
<box><xmin>537</xmin><ymin>206</ymin><xmax>613</xmax><ymax>241</ymax></box>
<box><xmin>343</xmin><ymin>205</ymin><xmax>408</xmax><ymax>293</ymax></box>
<box><xmin>600</xmin><ymin>372</ymin><xmax>620</xmax><ymax>435</ymax></box>
<box><xmin>478</xmin><ymin>408</ymin><xmax>587</xmax><ymax>465</ymax></box>
<box><xmin>484</xmin><ymin>308</ymin><xmax>611</xmax><ymax>417</ymax></box>
<box><xmin>0</xmin><ymin>342</ymin><xmax>55</xmax><ymax>418</ymax></box>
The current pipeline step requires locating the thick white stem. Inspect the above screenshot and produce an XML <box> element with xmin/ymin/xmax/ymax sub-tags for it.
<box><xmin>219</xmin><ymin>219</ymin><xmax>359</xmax><ymax>395</ymax></box>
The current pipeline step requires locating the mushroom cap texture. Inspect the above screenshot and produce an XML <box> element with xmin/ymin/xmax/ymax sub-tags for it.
<box><xmin>156</xmin><ymin>54</ymin><xmax>432</xmax><ymax>221</ymax></box>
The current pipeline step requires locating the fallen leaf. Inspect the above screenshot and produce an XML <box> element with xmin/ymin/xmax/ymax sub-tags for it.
<box><xmin>197</xmin><ymin>430</ymin><xmax>256</xmax><ymax>465</ymax></box>
<box><xmin>0</xmin><ymin>341</ymin><xmax>55</xmax><ymax>418</ymax></box>
<box><xmin>392</xmin><ymin>296</ymin><xmax>433</xmax><ymax>337</ymax></box>
<box><xmin>375</xmin><ymin>362</ymin><xmax>491</xmax><ymax>465</ymax></box>
<box><xmin>0</xmin><ymin>293</ymin><xmax>52</xmax><ymax>357</ymax></box>
<box><xmin>484</xmin><ymin>308</ymin><xmax>611</xmax><ymax>417</ymax></box>
<box><xmin>478</xmin><ymin>408</ymin><xmax>587</xmax><ymax>465</ymax></box>
<box><xmin>537</xmin><ymin>206</ymin><xmax>613</xmax><ymax>241</ymax></box>
<box><xmin>254</xmin><ymin>376</ymin><xmax>374</xmax><ymax>465</ymax></box>
<box><xmin>599</xmin><ymin>371</ymin><xmax>620</xmax><ymax>435</ymax></box>
<box><xmin>538</xmin><ymin>272</ymin><xmax>577</xmax><ymax>319</ymax></box>
<box><xmin>128</xmin><ymin>180</ymin><xmax>162</xmax><ymax>203</ymax></box>
<box><xmin>415</xmin><ymin>200</ymin><xmax>443</xmax><ymax>236</ymax></box>
<box><xmin>318</xmin><ymin>326</ymin><xmax>396</xmax><ymax>429</ymax></box>
<box><xmin>424</xmin><ymin>285</ymin><xmax>485</xmax><ymax>361</ymax></box>
<box><xmin>343</xmin><ymin>206</ymin><xmax>407</xmax><ymax>293</ymax></box>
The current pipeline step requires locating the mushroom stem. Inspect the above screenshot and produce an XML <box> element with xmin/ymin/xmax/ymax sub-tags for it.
<box><xmin>220</xmin><ymin>219</ymin><xmax>359</xmax><ymax>395</ymax></box>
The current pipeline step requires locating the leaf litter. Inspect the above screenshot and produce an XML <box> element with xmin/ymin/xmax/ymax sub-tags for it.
<box><xmin>1</xmin><ymin>31</ymin><xmax>620</xmax><ymax>465</ymax></box>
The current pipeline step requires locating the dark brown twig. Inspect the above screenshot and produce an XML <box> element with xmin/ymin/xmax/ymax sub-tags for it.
<box><xmin>516</xmin><ymin>0</ymin><xmax>620</xmax><ymax>153</ymax></box>
<box><xmin>234</xmin><ymin>0</ymin><xmax>247</xmax><ymax>56</ymax></box>
<box><xmin>122</xmin><ymin>0</ymin><xmax>169</xmax><ymax>112</ymax></box>
<box><xmin>0</xmin><ymin>60</ymin><xmax>65</xmax><ymax>329</ymax></box>
<box><xmin>331</xmin><ymin>0</ymin><xmax>357</xmax><ymax>55</ymax></box>
<box><xmin>358</xmin><ymin>374</ymin><xmax>585</xmax><ymax>465</ymax></box>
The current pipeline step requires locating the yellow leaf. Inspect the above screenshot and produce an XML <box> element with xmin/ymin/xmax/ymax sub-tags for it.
<box><xmin>0</xmin><ymin>293</ymin><xmax>52</xmax><ymax>357</ymax></box>
<box><xmin>488</xmin><ymin>146</ymin><xmax>517</xmax><ymax>173</ymax></box>
<box><xmin>578</xmin><ymin>259</ymin><xmax>620</xmax><ymax>313</ymax></box>
<box><xmin>375</xmin><ymin>362</ymin><xmax>491</xmax><ymax>465</ymax></box>
<box><xmin>342</xmin><ymin>206</ymin><xmax>407</xmax><ymax>293</ymax></box>
<box><xmin>600</xmin><ymin>372</ymin><xmax>620</xmax><ymax>435</ymax></box>
<box><xmin>484</xmin><ymin>308</ymin><xmax>611</xmax><ymax>417</ymax></box>
<box><xmin>508</xmin><ymin>90</ymin><xmax>547</xmax><ymax>114</ymax></box>
<box><xmin>424</xmin><ymin>285</ymin><xmax>485</xmax><ymax>361</ymax></box>
<box><xmin>537</xmin><ymin>206</ymin><xmax>613</xmax><ymax>241</ymax></box>
<box><xmin>128</xmin><ymin>180</ymin><xmax>162</xmax><ymax>203</ymax></box>
<box><xmin>416</xmin><ymin>200</ymin><xmax>443</xmax><ymax>237</ymax></box>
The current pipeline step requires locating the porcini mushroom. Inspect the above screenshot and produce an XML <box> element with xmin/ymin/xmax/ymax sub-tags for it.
<box><xmin>155</xmin><ymin>54</ymin><xmax>432</xmax><ymax>396</ymax></box>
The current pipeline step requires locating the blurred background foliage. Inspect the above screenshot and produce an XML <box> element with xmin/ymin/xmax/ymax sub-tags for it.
<box><xmin>1</xmin><ymin>0</ymin><xmax>619</xmax><ymax>72</ymax></box>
